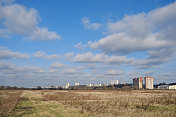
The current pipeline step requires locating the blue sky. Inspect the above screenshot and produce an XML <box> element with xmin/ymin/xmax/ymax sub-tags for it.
<box><xmin>0</xmin><ymin>0</ymin><xmax>176</xmax><ymax>87</ymax></box>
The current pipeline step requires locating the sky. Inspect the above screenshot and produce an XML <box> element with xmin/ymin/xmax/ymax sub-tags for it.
<box><xmin>0</xmin><ymin>0</ymin><xmax>176</xmax><ymax>87</ymax></box>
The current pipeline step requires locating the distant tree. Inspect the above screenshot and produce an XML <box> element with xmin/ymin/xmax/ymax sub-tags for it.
<box><xmin>37</xmin><ymin>86</ymin><xmax>42</xmax><ymax>90</ymax></box>
<box><xmin>168</xmin><ymin>82</ymin><xmax>176</xmax><ymax>85</ymax></box>
<box><xmin>159</xmin><ymin>82</ymin><xmax>166</xmax><ymax>86</ymax></box>
<box><xmin>0</xmin><ymin>86</ymin><xmax>4</xmax><ymax>90</ymax></box>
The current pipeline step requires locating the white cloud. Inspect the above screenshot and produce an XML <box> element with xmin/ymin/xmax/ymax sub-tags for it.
<box><xmin>50</xmin><ymin>62</ymin><xmax>65</xmax><ymax>69</ymax></box>
<box><xmin>73</xmin><ymin>52</ymin><xmax>107</xmax><ymax>63</ymax></box>
<box><xmin>89</xmin><ymin>2</ymin><xmax>176</xmax><ymax>55</ymax></box>
<box><xmin>73</xmin><ymin>51</ymin><xmax>174</xmax><ymax>69</ymax></box>
<box><xmin>0</xmin><ymin>61</ymin><xmax>15</xmax><ymax>70</ymax></box>
<box><xmin>106</xmin><ymin>55</ymin><xmax>134</xmax><ymax>64</ymax></box>
<box><xmin>134</xmin><ymin>48</ymin><xmax>176</xmax><ymax>69</ymax></box>
<box><xmin>159</xmin><ymin>72</ymin><xmax>176</xmax><ymax>77</ymax></box>
<box><xmin>64</xmin><ymin>52</ymin><xmax>74</xmax><ymax>60</ymax></box>
<box><xmin>73</xmin><ymin>52</ymin><xmax>134</xmax><ymax>65</ymax></box>
<box><xmin>0</xmin><ymin>46</ymin><xmax>29</xmax><ymax>59</ymax></box>
<box><xmin>74</xmin><ymin>42</ymin><xmax>87</xmax><ymax>50</ymax></box>
<box><xmin>30</xmin><ymin>27</ymin><xmax>61</xmax><ymax>41</ymax></box>
<box><xmin>107</xmin><ymin>13</ymin><xmax>151</xmax><ymax>38</ymax></box>
<box><xmin>135</xmin><ymin>58</ymin><xmax>168</xmax><ymax>69</ymax></box>
<box><xmin>148</xmin><ymin>2</ymin><xmax>176</xmax><ymax>29</ymax></box>
<box><xmin>107</xmin><ymin>2</ymin><xmax>176</xmax><ymax>38</ymax></box>
<box><xmin>89</xmin><ymin>32</ymin><xmax>172</xmax><ymax>55</ymax></box>
<box><xmin>0</xmin><ymin>61</ymin><xmax>44</xmax><ymax>74</ymax></box>
<box><xmin>0</xmin><ymin>2</ymin><xmax>60</xmax><ymax>40</ymax></box>
<box><xmin>34</xmin><ymin>51</ymin><xmax>61</xmax><ymax>60</ymax></box>
<box><xmin>81</xmin><ymin>17</ymin><xmax>101</xmax><ymax>31</ymax></box>
<box><xmin>85</xmin><ymin>63</ymin><xmax>98</xmax><ymax>69</ymax></box>
<box><xmin>15</xmin><ymin>66</ymin><xmax>45</xmax><ymax>73</ymax></box>
<box><xmin>146</xmin><ymin>48</ymin><xmax>176</xmax><ymax>59</ymax></box>
<box><xmin>157</xmin><ymin>72</ymin><xmax>176</xmax><ymax>82</ymax></box>
<box><xmin>105</xmin><ymin>70</ymin><xmax>124</xmax><ymax>76</ymax></box>
<box><xmin>61</xmin><ymin>68</ymin><xmax>78</xmax><ymax>74</ymax></box>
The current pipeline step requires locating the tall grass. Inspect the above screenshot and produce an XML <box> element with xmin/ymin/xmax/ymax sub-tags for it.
<box><xmin>0</xmin><ymin>90</ymin><xmax>22</xmax><ymax>117</ymax></box>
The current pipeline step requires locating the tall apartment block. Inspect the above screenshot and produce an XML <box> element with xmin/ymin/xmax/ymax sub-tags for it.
<box><xmin>66</xmin><ymin>83</ymin><xmax>69</xmax><ymax>89</ymax></box>
<box><xmin>133</xmin><ymin>77</ymin><xmax>143</xmax><ymax>89</ymax></box>
<box><xmin>144</xmin><ymin>77</ymin><xmax>153</xmax><ymax>89</ymax></box>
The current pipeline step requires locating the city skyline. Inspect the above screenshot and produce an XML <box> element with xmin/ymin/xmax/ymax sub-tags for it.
<box><xmin>0</xmin><ymin>0</ymin><xmax>176</xmax><ymax>87</ymax></box>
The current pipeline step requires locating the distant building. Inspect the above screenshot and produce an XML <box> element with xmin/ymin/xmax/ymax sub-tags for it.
<box><xmin>66</xmin><ymin>83</ymin><xmax>69</xmax><ymax>89</ymax></box>
<box><xmin>133</xmin><ymin>77</ymin><xmax>143</xmax><ymax>89</ymax></box>
<box><xmin>87</xmin><ymin>84</ymin><xmax>92</xmax><ymax>87</ymax></box>
<box><xmin>93</xmin><ymin>84</ymin><xmax>102</xmax><ymax>87</ymax></box>
<box><xmin>75</xmin><ymin>83</ymin><xmax>79</xmax><ymax>86</ymax></box>
<box><xmin>158</xmin><ymin>85</ymin><xmax>169</xmax><ymax>90</ymax></box>
<box><xmin>87</xmin><ymin>84</ymin><xmax>110</xmax><ymax>87</ymax></box>
<box><xmin>169</xmin><ymin>85</ymin><xmax>176</xmax><ymax>90</ymax></box>
<box><xmin>144</xmin><ymin>77</ymin><xmax>153</xmax><ymax>89</ymax></box>
<box><xmin>105</xmin><ymin>84</ymin><xmax>109</xmax><ymax>86</ymax></box>
<box><xmin>111</xmin><ymin>80</ymin><xmax>119</xmax><ymax>85</ymax></box>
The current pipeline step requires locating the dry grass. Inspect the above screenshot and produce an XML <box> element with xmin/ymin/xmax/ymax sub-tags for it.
<box><xmin>0</xmin><ymin>90</ymin><xmax>22</xmax><ymax>117</ymax></box>
<box><xmin>12</xmin><ymin>90</ymin><xmax>90</xmax><ymax>117</ymax></box>
<box><xmin>41</xmin><ymin>90</ymin><xmax>176</xmax><ymax>117</ymax></box>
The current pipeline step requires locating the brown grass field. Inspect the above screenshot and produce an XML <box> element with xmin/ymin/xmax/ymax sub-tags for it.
<box><xmin>42</xmin><ymin>90</ymin><xmax>176</xmax><ymax>117</ymax></box>
<box><xmin>0</xmin><ymin>90</ymin><xmax>22</xmax><ymax>117</ymax></box>
<box><xmin>1</xmin><ymin>89</ymin><xmax>176</xmax><ymax>117</ymax></box>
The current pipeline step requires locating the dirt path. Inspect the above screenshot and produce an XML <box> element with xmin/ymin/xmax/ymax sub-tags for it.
<box><xmin>12</xmin><ymin>90</ymin><xmax>90</xmax><ymax>117</ymax></box>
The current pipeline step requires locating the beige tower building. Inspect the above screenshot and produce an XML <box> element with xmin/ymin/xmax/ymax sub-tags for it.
<box><xmin>133</xmin><ymin>77</ymin><xmax>143</xmax><ymax>89</ymax></box>
<box><xmin>144</xmin><ymin>77</ymin><xmax>153</xmax><ymax>89</ymax></box>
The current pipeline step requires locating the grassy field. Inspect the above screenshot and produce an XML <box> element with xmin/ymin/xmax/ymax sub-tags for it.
<box><xmin>12</xmin><ymin>90</ymin><xmax>89</xmax><ymax>117</ymax></box>
<box><xmin>0</xmin><ymin>90</ymin><xmax>22</xmax><ymax>117</ymax></box>
<box><xmin>1</xmin><ymin>90</ymin><xmax>176</xmax><ymax>117</ymax></box>
<box><xmin>41</xmin><ymin>90</ymin><xmax>176</xmax><ymax>117</ymax></box>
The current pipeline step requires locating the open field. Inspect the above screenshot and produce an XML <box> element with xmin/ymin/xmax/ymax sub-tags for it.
<box><xmin>41</xmin><ymin>90</ymin><xmax>176</xmax><ymax>117</ymax></box>
<box><xmin>0</xmin><ymin>90</ymin><xmax>22</xmax><ymax>117</ymax></box>
<box><xmin>12</xmin><ymin>90</ymin><xmax>89</xmax><ymax>117</ymax></box>
<box><xmin>1</xmin><ymin>90</ymin><xmax>176</xmax><ymax>117</ymax></box>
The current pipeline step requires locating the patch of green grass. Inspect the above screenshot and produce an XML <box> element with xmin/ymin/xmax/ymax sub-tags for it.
<box><xmin>13</xmin><ymin>97</ymin><xmax>37</xmax><ymax>117</ymax></box>
<box><xmin>12</xmin><ymin>90</ymin><xmax>91</xmax><ymax>117</ymax></box>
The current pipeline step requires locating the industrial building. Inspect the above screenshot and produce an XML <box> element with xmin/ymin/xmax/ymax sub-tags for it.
<box><xmin>158</xmin><ymin>85</ymin><xmax>176</xmax><ymax>90</ymax></box>
<box><xmin>144</xmin><ymin>77</ymin><xmax>153</xmax><ymax>89</ymax></box>
<box><xmin>133</xmin><ymin>77</ymin><xmax>143</xmax><ymax>89</ymax></box>
<box><xmin>169</xmin><ymin>85</ymin><xmax>176</xmax><ymax>90</ymax></box>
<box><xmin>158</xmin><ymin>85</ymin><xmax>169</xmax><ymax>90</ymax></box>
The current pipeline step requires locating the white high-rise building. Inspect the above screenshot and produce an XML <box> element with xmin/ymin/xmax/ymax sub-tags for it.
<box><xmin>66</xmin><ymin>83</ymin><xmax>69</xmax><ymax>89</ymax></box>
<box><xmin>144</xmin><ymin>77</ymin><xmax>153</xmax><ymax>89</ymax></box>
<box><xmin>75</xmin><ymin>83</ymin><xmax>79</xmax><ymax>86</ymax></box>
<box><xmin>111</xmin><ymin>80</ymin><xmax>119</xmax><ymax>85</ymax></box>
